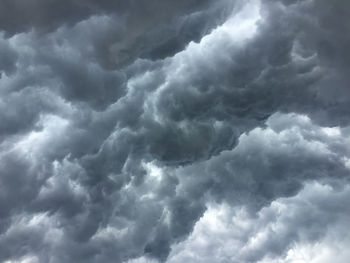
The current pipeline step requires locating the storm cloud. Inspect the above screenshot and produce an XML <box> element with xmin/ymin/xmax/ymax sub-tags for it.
<box><xmin>0</xmin><ymin>0</ymin><xmax>350</xmax><ymax>262</ymax></box>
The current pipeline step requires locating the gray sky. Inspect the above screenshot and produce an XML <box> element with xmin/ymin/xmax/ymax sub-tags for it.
<box><xmin>1</xmin><ymin>0</ymin><xmax>350</xmax><ymax>262</ymax></box>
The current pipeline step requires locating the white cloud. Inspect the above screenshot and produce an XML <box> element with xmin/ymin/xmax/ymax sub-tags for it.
<box><xmin>167</xmin><ymin>181</ymin><xmax>350</xmax><ymax>263</ymax></box>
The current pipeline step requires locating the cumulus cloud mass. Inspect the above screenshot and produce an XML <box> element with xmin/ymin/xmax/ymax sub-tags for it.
<box><xmin>1</xmin><ymin>0</ymin><xmax>350</xmax><ymax>262</ymax></box>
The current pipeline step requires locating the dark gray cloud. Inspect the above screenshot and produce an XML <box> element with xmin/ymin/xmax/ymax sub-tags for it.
<box><xmin>0</xmin><ymin>0</ymin><xmax>230</xmax><ymax>69</ymax></box>
<box><xmin>1</xmin><ymin>0</ymin><xmax>350</xmax><ymax>262</ymax></box>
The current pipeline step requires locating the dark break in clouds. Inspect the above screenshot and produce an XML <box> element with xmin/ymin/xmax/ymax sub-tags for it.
<box><xmin>0</xmin><ymin>0</ymin><xmax>350</xmax><ymax>262</ymax></box>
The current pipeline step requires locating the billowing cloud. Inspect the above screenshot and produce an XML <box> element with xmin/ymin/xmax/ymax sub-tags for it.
<box><xmin>0</xmin><ymin>0</ymin><xmax>349</xmax><ymax>262</ymax></box>
<box><xmin>167</xmin><ymin>181</ymin><xmax>350</xmax><ymax>263</ymax></box>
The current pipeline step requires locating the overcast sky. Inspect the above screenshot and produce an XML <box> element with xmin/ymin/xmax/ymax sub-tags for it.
<box><xmin>1</xmin><ymin>0</ymin><xmax>350</xmax><ymax>262</ymax></box>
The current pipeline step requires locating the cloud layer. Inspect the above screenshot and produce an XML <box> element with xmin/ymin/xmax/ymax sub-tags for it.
<box><xmin>0</xmin><ymin>0</ymin><xmax>350</xmax><ymax>262</ymax></box>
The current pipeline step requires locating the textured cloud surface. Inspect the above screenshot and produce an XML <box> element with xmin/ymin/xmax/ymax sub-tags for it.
<box><xmin>1</xmin><ymin>0</ymin><xmax>350</xmax><ymax>262</ymax></box>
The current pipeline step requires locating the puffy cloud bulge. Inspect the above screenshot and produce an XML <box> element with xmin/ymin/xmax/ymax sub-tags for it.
<box><xmin>0</xmin><ymin>0</ymin><xmax>350</xmax><ymax>262</ymax></box>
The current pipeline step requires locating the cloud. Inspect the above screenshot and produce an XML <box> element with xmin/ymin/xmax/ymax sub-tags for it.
<box><xmin>0</xmin><ymin>0</ymin><xmax>350</xmax><ymax>262</ymax></box>
<box><xmin>167</xmin><ymin>181</ymin><xmax>350</xmax><ymax>263</ymax></box>
<box><xmin>0</xmin><ymin>0</ymin><xmax>231</xmax><ymax>69</ymax></box>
